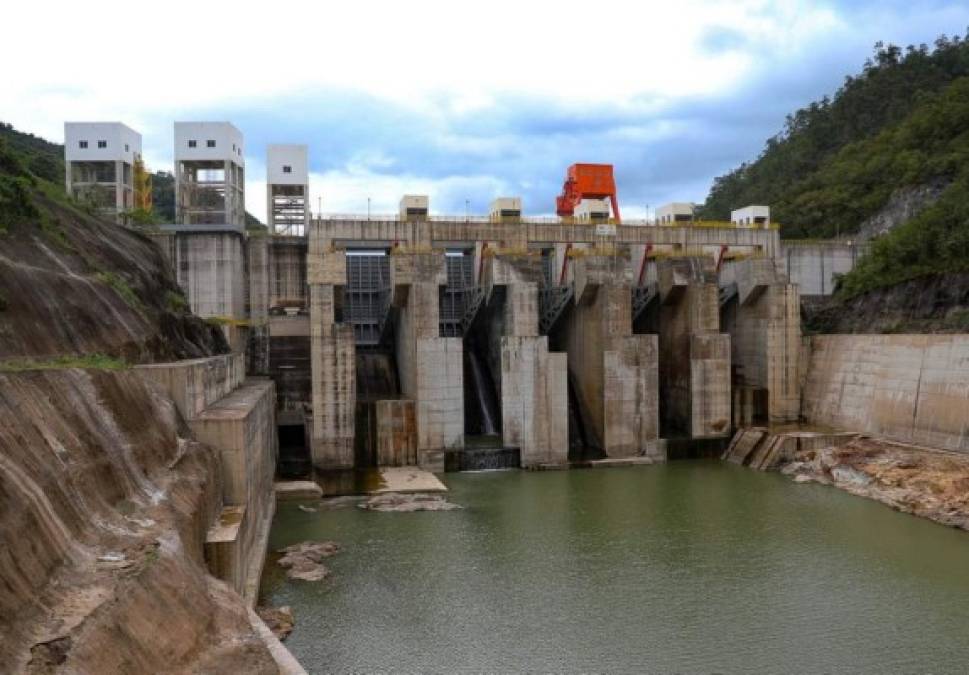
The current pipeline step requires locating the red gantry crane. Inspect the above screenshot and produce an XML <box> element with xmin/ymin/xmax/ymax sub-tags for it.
<box><xmin>555</xmin><ymin>163</ymin><xmax>621</xmax><ymax>221</ymax></box>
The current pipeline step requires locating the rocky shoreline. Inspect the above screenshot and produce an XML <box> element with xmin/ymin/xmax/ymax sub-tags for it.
<box><xmin>777</xmin><ymin>436</ymin><xmax>969</xmax><ymax>531</ymax></box>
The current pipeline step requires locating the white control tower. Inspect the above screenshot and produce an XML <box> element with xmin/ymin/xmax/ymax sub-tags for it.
<box><xmin>174</xmin><ymin>122</ymin><xmax>245</xmax><ymax>227</ymax></box>
<box><xmin>64</xmin><ymin>122</ymin><xmax>142</xmax><ymax>222</ymax></box>
<box><xmin>266</xmin><ymin>144</ymin><xmax>309</xmax><ymax>236</ymax></box>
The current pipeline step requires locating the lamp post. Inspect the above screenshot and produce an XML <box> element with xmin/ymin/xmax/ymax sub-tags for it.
<box><xmin>465</xmin><ymin>199</ymin><xmax>469</xmax><ymax>222</ymax></box>
<box><xmin>367</xmin><ymin>197</ymin><xmax>371</xmax><ymax>221</ymax></box>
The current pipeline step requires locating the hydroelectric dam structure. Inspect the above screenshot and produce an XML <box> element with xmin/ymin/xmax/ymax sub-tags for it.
<box><xmin>67</xmin><ymin>120</ymin><xmax>805</xmax><ymax>474</ymax></box>
<box><xmin>153</xmin><ymin>201</ymin><xmax>800</xmax><ymax>474</ymax></box>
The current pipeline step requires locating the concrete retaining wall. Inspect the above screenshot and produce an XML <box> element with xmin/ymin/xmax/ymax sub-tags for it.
<box><xmin>164</xmin><ymin>233</ymin><xmax>248</xmax><ymax>319</ymax></box>
<box><xmin>781</xmin><ymin>242</ymin><xmax>867</xmax><ymax>296</ymax></box>
<box><xmin>135</xmin><ymin>353</ymin><xmax>245</xmax><ymax>421</ymax></box>
<box><xmin>191</xmin><ymin>378</ymin><xmax>278</xmax><ymax>602</ymax></box>
<box><xmin>802</xmin><ymin>334</ymin><xmax>969</xmax><ymax>452</ymax></box>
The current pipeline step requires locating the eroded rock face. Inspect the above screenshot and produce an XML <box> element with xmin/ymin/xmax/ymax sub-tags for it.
<box><xmin>277</xmin><ymin>541</ymin><xmax>341</xmax><ymax>581</ymax></box>
<box><xmin>779</xmin><ymin>437</ymin><xmax>969</xmax><ymax>531</ymax></box>
<box><xmin>359</xmin><ymin>493</ymin><xmax>462</xmax><ymax>512</ymax></box>
<box><xmin>0</xmin><ymin>191</ymin><xmax>227</xmax><ymax>362</ymax></box>
<box><xmin>0</xmin><ymin>370</ymin><xmax>277</xmax><ymax>673</ymax></box>
<box><xmin>801</xmin><ymin>272</ymin><xmax>969</xmax><ymax>334</ymax></box>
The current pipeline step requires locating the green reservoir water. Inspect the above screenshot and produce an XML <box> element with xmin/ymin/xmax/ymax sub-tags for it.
<box><xmin>261</xmin><ymin>462</ymin><xmax>969</xmax><ymax>673</ymax></box>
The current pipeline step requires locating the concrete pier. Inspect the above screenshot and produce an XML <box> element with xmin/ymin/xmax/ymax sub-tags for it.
<box><xmin>552</xmin><ymin>250</ymin><xmax>661</xmax><ymax>457</ymax></box>
<box><xmin>656</xmin><ymin>257</ymin><xmax>731</xmax><ymax>438</ymax></box>
<box><xmin>390</xmin><ymin>250</ymin><xmax>464</xmax><ymax>470</ymax></box>
<box><xmin>475</xmin><ymin>250</ymin><xmax>569</xmax><ymax>467</ymax></box>
<box><xmin>721</xmin><ymin>258</ymin><xmax>801</xmax><ymax>425</ymax></box>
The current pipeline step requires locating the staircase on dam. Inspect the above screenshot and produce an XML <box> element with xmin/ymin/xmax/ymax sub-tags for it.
<box><xmin>135</xmin><ymin>353</ymin><xmax>277</xmax><ymax>606</ymax></box>
<box><xmin>539</xmin><ymin>284</ymin><xmax>575</xmax><ymax>334</ymax></box>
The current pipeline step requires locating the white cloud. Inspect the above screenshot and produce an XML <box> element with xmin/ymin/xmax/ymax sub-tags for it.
<box><xmin>4</xmin><ymin>0</ymin><xmax>968</xmax><ymax>215</ymax></box>
<box><xmin>2</xmin><ymin>0</ymin><xmax>840</xmax><ymax>139</ymax></box>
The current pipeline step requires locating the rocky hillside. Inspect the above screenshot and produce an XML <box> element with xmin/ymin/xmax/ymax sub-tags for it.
<box><xmin>0</xmin><ymin>135</ymin><xmax>227</xmax><ymax>362</ymax></box>
<box><xmin>0</xmin><ymin>134</ymin><xmax>278</xmax><ymax>671</ymax></box>
<box><xmin>803</xmin><ymin>272</ymin><xmax>969</xmax><ymax>334</ymax></box>
<box><xmin>700</xmin><ymin>35</ymin><xmax>969</xmax><ymax>301</ymax></box>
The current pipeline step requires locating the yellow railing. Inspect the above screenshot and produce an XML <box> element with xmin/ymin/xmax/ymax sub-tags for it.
<box><xmin>316</xmin><ymin>214</ymin><xmax>781</xmax><ymax>230</ymax></box>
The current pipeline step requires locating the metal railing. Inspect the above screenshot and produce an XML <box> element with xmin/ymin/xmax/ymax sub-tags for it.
<box><xmin>315</xmin><ymin>213</ymin><xmax>781</xmax><ymax>230</ymax></box>
<box><xmin>539</xmin><ymin>285</ymin><xmax>575</xmax><ymax>335</ymax></box>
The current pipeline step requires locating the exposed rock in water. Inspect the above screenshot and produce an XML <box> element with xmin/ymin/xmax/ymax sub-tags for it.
<box><xmin>360</xmin><ymin>492</ymin><xmax>462</xmax><ymax>512</ymax></box>
<box><xmin>318</xmin><ymin>495</ymin><xmax>366</xmax><ymax>510</ymax></box>
<box><xmin>0</xmin><ymin>370</ymin><xmax>277</xmax><ymax>672</ymax></box>
<box><xmin>257</xmin><ymin>606</ymin><xmax>295</xmax><ymax>642</ymax></box>
<box><xmin>277</xmin><ymin>541</ymin><xmax>340</xmax><ymax>581</ymax></box>
<box><xmin>776</xmin><ymin>437</ymin><xmax>969</xmax><ymax>531</ymax></box>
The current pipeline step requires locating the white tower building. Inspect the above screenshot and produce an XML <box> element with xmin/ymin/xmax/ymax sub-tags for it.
<box><xmin>266</xmin><ymin>144</ymin><xmax>309</xmax><ymax>236</ymax></box>
<box><xmin>174</xmin><ymin>122</ymin><xmax>245</xmax><ymax>226</ymax></box>
<box><xmin>731</xmin><ymin>205</ymin><xmax>770</xmax><ymax>228</ymax></box>
<box><xmin>64</xmin><ymin>122</ymin><xmax>141</xmax><ymax>222</ymax></box>
<box><xmin>655</xmin><ymin>202</ymin><xmax>695</xmax><ymax>225</ymax></box>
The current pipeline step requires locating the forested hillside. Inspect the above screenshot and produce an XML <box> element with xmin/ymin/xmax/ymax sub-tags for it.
<box><xmin>699</xmin><ymin>34</ymin><xmax>969</xmax><ymax>296</ymax></box>
<box><xmin>0</xmin><ymin>122</ymin><xmax>263</xmax><ymax>227</ymax></box>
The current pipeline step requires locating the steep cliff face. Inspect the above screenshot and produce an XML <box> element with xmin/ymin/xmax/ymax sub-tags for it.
<box><xmin>0</xmin><ymin>370</ymin><xmax>277</xmax><ymax>673</ymax></box>
<box><xmin>803</xmin><ymin>272</ymin><xmax>969</xmax><ymax>334</ymax></box>
<box><xmin>855</xmin><ymin>180</ymin><xmax>949</xmax><ymax>242</ymax></box>
<box><xmin>0</xmin><ymin>191</ymin><xmax>226</xmax><ymax>362</ymax></box>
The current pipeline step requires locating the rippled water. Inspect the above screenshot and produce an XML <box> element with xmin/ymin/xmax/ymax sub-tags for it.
<box><xmin>261</xmin><ymin>462</ymin><xmax>969</xmax><ymax>673</ymax></box>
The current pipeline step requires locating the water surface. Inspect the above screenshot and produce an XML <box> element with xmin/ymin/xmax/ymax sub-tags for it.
<box><xmin>262</xmin><ymin>462</ymin><xmax>969</xmax><ymax>673</ymax></box>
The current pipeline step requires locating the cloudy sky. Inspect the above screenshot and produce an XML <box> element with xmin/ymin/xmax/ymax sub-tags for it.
<box><xmin>3</xmin><ymin>0</ymin><xmax>968</xmax><ymax>220</ymax></box>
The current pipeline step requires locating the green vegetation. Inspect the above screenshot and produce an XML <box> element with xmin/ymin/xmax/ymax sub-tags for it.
<box><xmin>151</xmin><ymin>170</ymin><xmax>176</xmax><ymax>221</ymax></box>
<box><xmin>95</xmin><ymin>271</ymin><xmax>144</xmax><ymax>313</ymax></box>
<box><xmin>838</xmin><ymin>172</ymin><xmax>969</xmax><ymax>296</ymax></box>
<box><xmin>0</xmin><ymin>122</ymin><xmax>63</xmax><ymax>184</ymax></box>
<box><xmin>0</xmin><ymin>354</ymin><xmax>129</xmax><ymax>372</ymax></box>
<box><xmin>164</xmin><ymin>289</ymin><xmax>189</xmax><ymax>313</ymax></box>
<box><xmin>0</xmin><ymin>137</ymin><xmax>41</xmax><ymax>232</ymax></box>
<box><xmin>700</xmin><ymin>34</ymin><xmax>969</xmax><ymax>296</ymax></box>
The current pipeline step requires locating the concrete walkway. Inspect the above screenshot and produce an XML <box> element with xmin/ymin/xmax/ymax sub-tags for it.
<box><xmin>375</xmin><ymin>467</ymin><xmax>448</xmax><ymax>494</ymax></box>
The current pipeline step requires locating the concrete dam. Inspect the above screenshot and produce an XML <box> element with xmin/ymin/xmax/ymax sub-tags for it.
<box><xmin>152</xmin><ymin>212</ymin><xmax>804</xmax><ymax>476</ymax></box>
